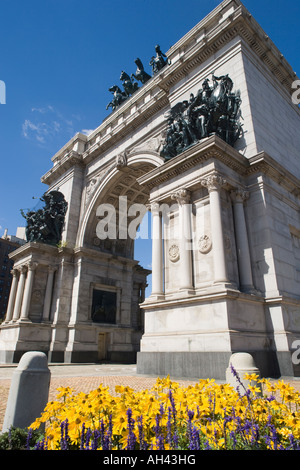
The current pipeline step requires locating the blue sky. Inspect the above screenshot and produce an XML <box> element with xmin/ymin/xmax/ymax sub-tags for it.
<box><xmin>0</xmin><ymin>0</ymin><xmax>300</xmax><ymax>283</ymax></box>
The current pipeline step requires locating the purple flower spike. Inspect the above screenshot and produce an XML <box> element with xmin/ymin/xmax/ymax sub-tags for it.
<box><xmin>80</xmin><ymin>422</ymin><xmax>86</xmax><ymax>450</ymax></box>
<box><xmin>137</xmin><ymin>415</ymin><xmax>148</xmax><ymax>450</ymax></box>
<box><xmin>126</xmin><ymin>408</ymin><xmax>137</xmax><ymax>450</ymax></box>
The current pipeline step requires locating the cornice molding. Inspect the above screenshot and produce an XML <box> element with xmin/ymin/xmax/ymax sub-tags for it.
<box><xmin>137</xmin><ymin>135</ymin><xmax>300</xmax><ymax>200</ymax></box>
<box><xmin>137</xmin><ymin>135</ymin><xmax>248</xmax><ymax>190</ymax></box>
<box><xmin>8</xmin><ymin>241</ymin><xmax>60</xmax><ymax>261</ymax></box>
<box><xmin>41</xmin><ymin>151</ymin><xmax>84</xmax><ymax>186</ymax></box>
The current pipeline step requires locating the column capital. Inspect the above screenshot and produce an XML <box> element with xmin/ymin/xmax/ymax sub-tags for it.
<box><xmin>47</xmin><ymin>264</ymin><xmax>57</xmax><ymax>273</ymax></box>
<box><xmin>230</xmin><ymin>188</ymin><xmax>249</xmax><ymax>204</ymax></box>
<box><xmin>171</xmin><ymin>188</ymin><xmax>190</xmax><ymax>205</ymax></box>
<box><xmin>27</xmin><ymin>261</ymin><xmax>38</xmax><ymax>271</ymax></box>
<box><xmin>18</xmin><ymin>265</ymin><xmax>27</xmax><ymax>274</ymax></box>
<box><xmin>147</xmin><ymin>201</ymin><xmax>160</xmax><ymax>214</ymax></box>
<box><xmin>200</xmin><ymin>173</ymin><xmax>227</xmax><ymax>192</ymax></box>
<box><xmin>10</xmin><ymin>268</ymin><xmax>19</xmax><ymax>277</ymax></box>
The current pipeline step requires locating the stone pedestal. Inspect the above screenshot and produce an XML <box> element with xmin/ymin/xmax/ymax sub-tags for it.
<box><xmin>0</xmin><ymin>242</ymin><xmax>149</xmax><ymax>365</ymax></box>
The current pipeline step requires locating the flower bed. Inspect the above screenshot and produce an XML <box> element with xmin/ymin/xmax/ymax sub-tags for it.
<box><xmin>28</xmin><ymin>369</ymin><xmax>300</xmax><ymax>450</ymax></box>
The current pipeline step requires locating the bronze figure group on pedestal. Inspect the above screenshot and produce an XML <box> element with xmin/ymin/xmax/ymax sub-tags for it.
<box><xmin>160</xmin><ymin>74</ymin><xmax>243</xmax><ymax>159</ymax></box>
<box><xmin>21</xmin><ymin>191</ymin><xmax>68</xmax><ymax>246</ymax></box>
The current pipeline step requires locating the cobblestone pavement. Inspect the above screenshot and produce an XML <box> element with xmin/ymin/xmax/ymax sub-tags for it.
<box><xmin>0</xmin><ymin>364</ymin><xmax>200</xmax><ymax>429</ymax></box>
<box><xmin>1</xmin><ymin>363</ymin><xmax>300</xmax><ymax>430</ymax></box>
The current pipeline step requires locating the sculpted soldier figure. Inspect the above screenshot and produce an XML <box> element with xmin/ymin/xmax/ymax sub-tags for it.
<box><xmin>160</xmin><ymin>116</ymin><xmax>181</xmax><ymax>160</ymax></box>
<box><xmin>179</xmin><ymin>100</ymin><xmax>198</xmax><ymax>147</ymax></box>
<box><xmin>150</xmin><ymin>45</ymin><xmax>169</xmax><ymax>74</ymax></box>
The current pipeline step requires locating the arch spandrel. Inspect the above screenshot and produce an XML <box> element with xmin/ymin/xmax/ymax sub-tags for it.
<box><xmin>76</xmin><ymin>152</ymin><xmax>164</xmax><ymax>250</ymax></box>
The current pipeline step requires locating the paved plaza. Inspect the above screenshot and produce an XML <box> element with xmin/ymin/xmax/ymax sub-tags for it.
<box><xmin>0</xmin><ymin>363</ymin><xmax>202</xmax><ymax>429</ymax></box>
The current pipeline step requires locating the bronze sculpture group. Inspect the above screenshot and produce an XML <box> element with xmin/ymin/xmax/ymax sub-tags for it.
<box><xmin>106</xmin><ymin>45</ymin><xmax>169</xmax><ymax>112</ymax></box>
<box><xmin>21</xmin><ymin>190</ymin><xmax>68</xmax><ymax>246</ymax></box>
<box><xmin>160</xmin><ymin>74</ymin><xmax>243</xmax><ymax>160</ymax></box>
<box><xmin>105</xmin><ymin>44</ymin><xmax>242</xmax><ymax>156</ymax></box>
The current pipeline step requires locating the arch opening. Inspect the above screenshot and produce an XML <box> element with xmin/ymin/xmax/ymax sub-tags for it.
<box><xmin>83</xmin><ymin>160</ymin><xmax>155</xmax><ymax>262</ymax></box>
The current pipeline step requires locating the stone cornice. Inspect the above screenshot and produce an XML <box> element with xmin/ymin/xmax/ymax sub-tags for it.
<box><xmin>152</xmin><ymin>1</ymin><xmax>297</xmax><ymax>97</ymax></box>
<box><xmin>73</xmin><ymin>246</ymin><xmax>140</xmax><ymax>267</ymax></box>
<box><xmin>82</xmin><ymin>91</ymin><xmax>169</xmax><ymax>166</ymax></box>
<box><xmin>137</xmin><ymin>134</ymin><xmax>300</xmax><ymax>199</ymax></box>
<box><xmin>137</xmin><ymin>135</ymin><xmax>249</xmax><ymax>190</ymax></box>
<box><xmin>246</xmin><ymin>152</ymin><xmax>300</xmax><ymax>198</ymax></box>
<box><xmin>41</xmin><ymin>151</ymin><xmax>84</xmax><ymax>186</ymax></box>
<box><xmin>8</xmin><ymin>241</ymin><xmax>60</xmax><ymax>261</ymax></box>
<box><xmin>8</xmin><ymin>242</ymin><xmax>141</xmax><ymax>268</ymax></box>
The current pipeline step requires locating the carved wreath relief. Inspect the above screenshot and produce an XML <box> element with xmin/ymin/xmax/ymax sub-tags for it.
<box><xmin>198</xmin><ymin>235</ymin><xmax>212</xmax><ymax>254</ymax></box>
<box><xmin>169</xmin><ymin>243</ymin><xmax>180</xmax><ymax>262</ymax></box>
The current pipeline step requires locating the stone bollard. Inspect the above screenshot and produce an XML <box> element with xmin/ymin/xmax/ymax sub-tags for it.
<box><xmin>226</xmin><ymin>352</ymin><xmax>262</xmax><ymax>395</ymax></box>
<box><xmin>2</xmin><ymin>351</ymin><xmax>50</xmax><ymax>433</ymax></box>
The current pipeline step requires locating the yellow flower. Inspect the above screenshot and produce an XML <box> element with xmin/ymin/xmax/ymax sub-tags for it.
<box><xmin>29</xmin><ymin>375</ymin><xmax>300</xmax><ymax>450</ymax></box>
<box><xmin>248</xmin><ymin>385</ymin><xmax>262</xmax><ymax>396</ymax></box>
<box><xmin>56</xmin><ymin>386</ymin><xmax>75</xmax><ymax>400</ymax></box>
<box><xmin>244</xmin><ymin>373</ymin><xmax>260</xmax><ymax>382</ymax></box>
<box><xmin>112</xmin><ymin>412</ymin><xmax>128</xmax><ymax>435</ymax></box>
<box><xmin>115</xmin><ymin>385</ymin><xmax>134</xmax><ymax>395</ymax></box>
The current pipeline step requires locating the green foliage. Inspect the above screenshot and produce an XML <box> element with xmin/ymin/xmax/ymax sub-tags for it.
<box><xmin>0</xmin><ymin>427</ymin><xmax>42</xmax><ymax>450</ymax></box>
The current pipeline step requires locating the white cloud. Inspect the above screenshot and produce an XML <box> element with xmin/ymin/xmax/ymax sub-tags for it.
<box><xmin>22</xmin><ymin>106</ymin><xmax>77</xmax><ymax>145</ymax></box>
<box><xmin>22</xmin><ymin>119</ymin><xmax>51</xmax><ymax>143</ymax></box>
<box><xmin>81</xmin><ymin>129</ymin><xmax>94</xmax><ymax>136</ymax></box>
<box><xmin>31</xmin><ymin>105</ymin><xmax>54</xmax><ymax>114</ymax></box>
<box><xmin>53</xmin><ymin>121</ymin><xmax>61</xmax><ymax>132</ymax></box>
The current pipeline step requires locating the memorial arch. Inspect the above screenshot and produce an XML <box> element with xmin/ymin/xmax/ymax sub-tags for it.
<box><xmin>1</xmin><ymin>0</ymin><xmax>300</xmax><ymax>379</ymax></box>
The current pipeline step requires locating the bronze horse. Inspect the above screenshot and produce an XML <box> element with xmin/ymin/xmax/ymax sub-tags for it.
<box><xmin>106</xmin><ymin>85</ymin><xmax>127</xmax><ymax>111</ymax></box>
<box><xmin>120</xmin><ymin>71</ymin><xmax>139</xmax><ymax>97</ymax></box>
<box><xmin>131</xmin><ymin>58</ymin><xmax>151</xmax><ymax>85</ymax></box>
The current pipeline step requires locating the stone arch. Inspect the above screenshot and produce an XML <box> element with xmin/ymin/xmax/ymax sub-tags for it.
<box><xmin>77</xmin><ymin>152</ymin><xmax>164</xmax><ymax>253</ymax></box>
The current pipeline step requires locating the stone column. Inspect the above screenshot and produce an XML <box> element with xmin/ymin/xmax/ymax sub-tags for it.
<box><xmin>200</xmin><ymin>173</ymin><xmax>229</xmax><ymax>283</ymax></box>
<box><xmin>4</xmin><ymin>269</ymin><xmax>19</xmax><ymax>323</ymax></box>
<box><xmin>42</xmin><ymin>265</ymin><xmax>56</xmax><ymax>322</ymax></box>
<box><xmin>171</xmin><ymin>189</ymin><xmax>193</xmax><ymax>291</ymax></box>
<box><xmin>150</xmin><ymin>202</ymin><xmax>164</xmax><ymax>298</ymax></box>
<box><xmin>19</xmin><ymin>262</ymin><xmax>37</xmax><ymax>322</ymax></box>
<box><xmin>12</xmin><ymin>266</ymin><xmax>27</xmax><ymax>322</ymax></box>
<box><xmin>230</xmin><ymin>189</ymin><xmax>254</xmax><ymax>292</ymax></box>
